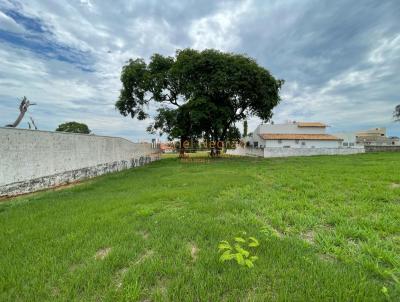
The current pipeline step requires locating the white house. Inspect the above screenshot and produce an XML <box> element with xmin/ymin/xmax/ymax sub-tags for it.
<box><xmin>228</xmin><ymin>121</ymin><xmax>365</xmax><ymax>157</ymax></box>
<box><xmin>247</xmin><ymin>121</ymin><xmax>342</xmax><ymax>148</ymax></box>
<box><xmin>334</xmin><ymin>132</ymin><xmax>359</xmax><ymax>148</ymax></box>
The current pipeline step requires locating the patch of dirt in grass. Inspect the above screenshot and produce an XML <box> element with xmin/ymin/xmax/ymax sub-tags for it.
<box><xmin>95</xmin><ymin>247</ymin><xmax>112</xmax><ymax>260</ymax></box>
<box><xmin>137</xmin><ymin>230</ymin><xmax>149</xmax><ymax>240</ymax></box>
<box><xmin>135</xmin><ymin>249</ymin><xmax>154</xmax><ymax>265</ymax></box>
<box><xmin>244</xmin><ymin>286</ymin><xmax>275</xmax><ymax>302</ymax></box>
<box><xmin>114</xmin><ymin>250</ymin><xmax>154</xmax><ymax>289</ymax></box>
<box><xmin>260</xmin><ymin>224</ymin><xmax>284</xmax><ymax>238</ymax></box>
<box><xmin>69</xmin><ymin>263</ymin><xmax>84</xmax><ymax>272</ymax></box>
<box><xmin>347</xmin><ymin>238</ymin><xmax>360</xmax><ymax>247</ymax></box>
<box><xmin>53</xmin><ymin>181</ymin><xmax>82</xmax><ymax>191</ymax></box>
<box><xmin>51</xmin><ymin>287</ymin><xmax>60</xmax><ymax>297</ymax></box>
<box><xmin>164</xmin><ymin>203</ymin><xmax>185</xmax><ymax>211</ymax></box>
<box><xmin>152</xmin><ymin>277</ymin><xmax>168</xmax><ymax>297</ymax></box>
<box><xmin>390</xmin><ymin>183</ymin><xmax>400</xmax><ymax>189</ymax></box>
<box><xmin>189</xmin><ymin>243</ymin><xmax>199</xmax><ymax>261</ymax></box>
<box><xmin>0</xmin><ymin>180</ymin><xmax>92</xmax><ymax>201</ymax></box>
<box><xmin>317</xmin><ymin>253</ymin><xmax>337</xmax><ymax>263</ymax></box>
<box><xmin>301</xmin><ymin>230</ymin><xmax>316</xmax><ymax>244</ymax></box>
<box><xmin>384</xmin><ymin>234</ymin><xmax>400</xmax><ymax>243</ymax></box>
<box><xmin>114</xmin><ymin>267</ymin><xmax>129</xmax><ymax>289</ymax></box>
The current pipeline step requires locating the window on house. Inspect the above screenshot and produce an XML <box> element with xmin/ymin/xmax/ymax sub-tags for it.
<box><xmin>295</xmin><ymin>139</ymin><xmax>299</xmax><ymax>144</ymax></box>
<box><xmin>283</xmin><ymin>145</ymin><xmax>290</xmax><ymax>148</ymax></box>
<box><xmin>301</xmin><ymin>141</ymin><xmax>306</xmax><ymax>146</ymax></box>
<box><xmin>349</xmin><ymin>143</ymin><xmax>354</xmax><ymax>146</ymax></box>
<box><xmin>253</xmin><ymin>142</ymin><xmax>258</xmax><ymax>148</ymax></box>
<box><xmin>278</xmin><ymin>140</ymin><xmax>282</xmax><ymax>144</ymax></box>
<box><xmin>343</xmin><ymin>142</ymin><xmax>348</xmax><ymax>146</ymax></box>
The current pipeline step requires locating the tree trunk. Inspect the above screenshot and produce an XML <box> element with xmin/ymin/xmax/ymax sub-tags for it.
<box><xmin>179</xmin><ymin>136</ymin><xmax>186</xmax><ymax>157</ymax></box>
<box><xmin>5</xmin><ymin>97</ymin><xmax>36</xmax><ymax>128</ymax></box>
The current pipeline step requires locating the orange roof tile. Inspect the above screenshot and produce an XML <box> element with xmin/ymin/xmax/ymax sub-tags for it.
<box><xmin>160</xmin><ymin>143</ymin><xmax>175</xmax><ymax>150</ymax></box>
<box><xmin>259</xmin><ymin>133</ymin><xmax>342</xmax><ymax>141</ymax></box>
<box><xmin>297</xmin><ymin>122</ymin><xmax>326</xmax><ymax>127</ymax></box>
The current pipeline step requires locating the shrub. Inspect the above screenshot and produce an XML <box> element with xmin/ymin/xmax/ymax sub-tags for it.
<box><xmin>218</xmin><ymin>235</ymin><xmax>260</xmax><ymax>268</ymax></box>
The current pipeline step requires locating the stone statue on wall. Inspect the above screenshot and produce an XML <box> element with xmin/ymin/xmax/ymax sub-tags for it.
<box><xmin>5</xmin><ymin>96</ymin><xmax>36</xmax><ymax>128</ymax></box>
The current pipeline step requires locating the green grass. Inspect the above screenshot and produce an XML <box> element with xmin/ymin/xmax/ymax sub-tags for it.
<box><xmin>1</xmin><ymin>153</ymin><xmax>400</xmax><ymax>301</ymax></box>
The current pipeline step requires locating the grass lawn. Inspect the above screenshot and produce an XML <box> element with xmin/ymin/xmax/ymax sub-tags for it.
<box><xmin>1</xmin><ymin>153</ymin><xmax>400</xmax><ymax>301</ymax></box>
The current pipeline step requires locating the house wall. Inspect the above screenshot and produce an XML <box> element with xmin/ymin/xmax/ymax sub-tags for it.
<box><xmin>249</xmin><ymin>123</ymin><xmax>332</xmax><ymax>148</ymax></box>
<box><xmin>263</xmin><ymin>147</ymin><xmax>365</xmax><ymax>158</ymax></box>
<box><xmin>334</xmin><ymin>132</ymin><xmax>358</xmax><ymax>147</ymax></box>
<box><xmin>0</xmin><ymin>128</ymin><xmax>160</xmax><ymax>196</ymax></box>
<box><xmin>263</xmin><ymin>139</ymin><xmax>341</xmax><ymax>148</ymax></box>
<box><xmin>356</xmin><ymin>127</ymin><xmax>386</xmax><ymax>137</ymax></box>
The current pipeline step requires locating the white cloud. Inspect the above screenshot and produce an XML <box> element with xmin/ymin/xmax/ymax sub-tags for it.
<box><xmin>369</xmin><ymin>34</ymin><xmax>400</xmax><ymax>64</ymax></box>
<box><xmin>0</xmin><ymin>11</ymin><xmax>25</xmax><ymax>33</ymax></box>
<box><xmin>189</xmin><ymin>0</ymin><xmax>251</xmax><ymax>50</ymax></box>
<box><xmin>0</xmin><ymin>0</ymin><xmax>399</xmax><ymax>140</ymax></box>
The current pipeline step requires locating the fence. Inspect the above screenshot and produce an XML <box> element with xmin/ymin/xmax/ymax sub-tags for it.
<box><xmin>226</xmin><ymin>146</ymin><xmax>264</xmax><ymax>157</ymax></box>
<box><xmin>226</xmin><ymin>146</ymin><xmax>365</xmax><ymax>158</ymax></box>
<box><xmin>0</xmin><ymin>127</ymin><xmax>160</xmax><ymax>196</ymax></box>
<box><xmin>364</xmin><ymin>145</ymin><xmax>400</xmax><ymax>152</ymax></box>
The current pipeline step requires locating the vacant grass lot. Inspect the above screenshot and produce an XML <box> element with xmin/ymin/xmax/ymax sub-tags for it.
<box><xmin>1</xmin><ymin>153</ymin><xmax>399</xmax><ymax>301</ymax></box>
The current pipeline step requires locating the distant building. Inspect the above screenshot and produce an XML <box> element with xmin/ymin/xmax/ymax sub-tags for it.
<box><xmin>335</xmin><ymin>128</ymin><xmax>399</xmax><ymax>147</ymax></box>
<box><xmin>334</xmin><ymin>132</ymin><xmax>360</xmax><ymax>148</ymax></box>
<box><xmin>247</xmin><ymin>121</ymin><xmax>343</xmax><ymax>149</ymax></box>
<box><xmin>227</xmin><ymin>121</ymin><xmax>365</xmax><ymax>157</ymax></box>
<box><xmin>355</xmin><ymin>127</ymin><xmax>399</xmax><ymax>146</ymax></box>
<box><xmin>160</xmin><ymin>143</ymin><xmax>175</xmax><ymax>153</ymax></box>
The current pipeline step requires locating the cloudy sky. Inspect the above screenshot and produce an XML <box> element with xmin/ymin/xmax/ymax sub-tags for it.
<box><xmin>0</xmin><ymin>0</ymin><xmax>399</xmax><ymax>141</ymax></box>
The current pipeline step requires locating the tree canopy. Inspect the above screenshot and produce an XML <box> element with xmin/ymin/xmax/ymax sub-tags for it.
<box><xmin>116</xmin><ymin>48</ymin><xmax>283</xmax><ymax>148</ymax></box>
<box><xmin>394</xmin><ymin>104</ymin><xmax>400</xmax><ymax>122</ymax></box>
<box><xmin>56</xmin><ymin>122</ymin><xmax>90</xmax><ymax>134</ymax></box>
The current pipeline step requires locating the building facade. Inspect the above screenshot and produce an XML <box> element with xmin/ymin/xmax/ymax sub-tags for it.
<box><xmin>355</xmin><ymin>128</ymin><xmax>399</xmax><ymax>146</ymax></box>
<box><xmin>227</xmin><ymin>121</ymin><xmax>365</xmax><ymax>158</ymax></box>
<box><xmin>334</xmin><ymin>128</ymin><xmax>400</xmax><ymax>147</ymax></box>
<box><xmin>246</xmin><ymin>122</ymin><xmax>343</xmax><ymax>149</ymax></box>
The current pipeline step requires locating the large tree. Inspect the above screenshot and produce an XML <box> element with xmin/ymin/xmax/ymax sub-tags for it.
<box><xmin>56</xmin><ymin>122</ymin><xmax>90</xmax><ymax>134</ymax></box>
<box><xmin>116</xmin><ymin>49</ymin><xmax>283</xmax><ymax>153</ymax></box>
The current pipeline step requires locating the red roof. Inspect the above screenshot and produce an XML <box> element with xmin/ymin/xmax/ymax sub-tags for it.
<box><xmin>159</xmin><ymin>143</ymin><xmax>175</xmax><ymax>150</ymax></box>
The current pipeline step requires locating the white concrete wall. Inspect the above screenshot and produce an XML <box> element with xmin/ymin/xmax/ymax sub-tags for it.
<box><xmin>226</xmin><ymin>146</ymin><xmax>364</xmax><ymax>158</ymax></box>
<box><xmin>263</xmin><ymin>147</ymin><xmax>365</xmax><ymax>158</ymax></box>
<box><xmin>226</xmin><ymin>146</ymin><xmax>264</xmax><ymax>157</ymax></box>
<box><xmin>0</xmin><ymin>127</ymin><xmax>159</xmax><ymax>188</ymax></box>
<box><xmin>334</xmin><ymin>132</ymin><xmax>364</xmax><ymax>148</ymax></box>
